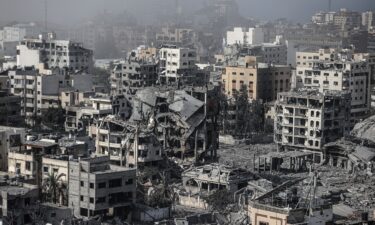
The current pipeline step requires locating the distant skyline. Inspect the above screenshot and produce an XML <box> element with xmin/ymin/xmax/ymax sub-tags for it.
<box><xmin>0</xmin><ymin>0</ymin><xmax>374</xmax><ymax>26</ymax></box>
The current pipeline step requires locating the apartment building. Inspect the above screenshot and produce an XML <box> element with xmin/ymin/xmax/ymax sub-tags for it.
<box><xmin>17</xmin><ymin>33</ymin><xmax>93</xmax><ymax>73</ymax></box>
<box><xmin>9</xmin><ymin>68</ymin><xmax>94</xmax><ymax>124</ymax></box>
<box><xmin>222</xmin><ymin>60</ymin><xmax>291</xmax><ymax>101</ymax></box>
<box><xmin>0</xmin><ymin>126</ymin><xmax>25</xmax><ymax>171</ymax></box>
<box><xmin>110</xmin><ymin>59</ymin><xmax>158</xmax><ymax>100</ymax></box>
<box><xmin>159</xmin><ymin>45</ymin><xmax>197</xmax><ymax>84</ymax></box>
<box><xmin>362</xmin><ymin>11</ymin><xmax>374</xmax><ymax>31</ymax></box>
<box><xmin>295</xmin><ymin>56</ymin><xmax>370</xmax><ymax>123</ymax></box>
<box><xmin>8</xmin><ymin>68</ymin><xmax>65</xmax><ymax>123</ymax></box>
<box><xmin>274</xmin><ymin>90</ymin><xmax>351</xmax><ymax>151</ymax></box>
<box><xmin>68</xmin><ymin>156</ymin><xmax>136</xmax><ymax>219</ymax></box>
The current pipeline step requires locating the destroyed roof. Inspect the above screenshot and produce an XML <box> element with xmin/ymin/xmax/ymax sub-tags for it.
<box><xmin>169</xmin><ymin>90</ymin><xmax>204</xmax><ymax>121</ymax></box>
<box><xmin>183</xmin><ymin>163</ymin><xmax>254</xmax><ymax>184</ymax></box>
<box><xmin>351</xmin><ymin>115</ymin><xmax>375</xmax><ymax>142</ymax></box>
<box><xmin>349</xmin><ymin>146</ymin><xmax>375</xmax><ymax>163</ymax></box>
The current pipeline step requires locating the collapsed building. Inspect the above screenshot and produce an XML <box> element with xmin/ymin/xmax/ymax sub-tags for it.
<box><xmin>178</xmin><ymin>163</ymin><xmax>256</xmax><ymax>209</ymax></box>
<box><xmin>94</xmin><ymin>115</ymin><xmax>163</xmax><ymax>167</ymax></box>
<box><xmin>129</xmin><ymin>86</ymin><xmax>220</xmax><ymax>163</ymax></box>
<box><xmin>65</xmin><ymin>94</ymin><xmax>131</xmax><ymax>134</ymax></box>
<box><xmin>248</xmin><ymin>176</ymin><xmax>333</xmax><ymax>225</ymax></box>
<box><xmin>324</xmin><ymin>137</ymin><xmax>375</xmax><ymax>173</ymax></box>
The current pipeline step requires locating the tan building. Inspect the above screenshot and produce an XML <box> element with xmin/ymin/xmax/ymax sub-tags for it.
<box><xmin>42</xmin><ymin>155</ymin><xmax>69</xmax><ymax>183</ymax></box>
<box><xmin>222</xmin><ymin>61</ymin><xmax>291</xmax><ymax>101</ymax></box>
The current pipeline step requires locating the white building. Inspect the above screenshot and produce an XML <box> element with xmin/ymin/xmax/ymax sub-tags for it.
<box><xmin>226</xmin><ymin>27</ymin><xmax>264</xmax><ymax>45</ymax></box>
<box><xmin>362</xmin><ymin>11</ymin><xmax>375</xmax><ymax>31</ymax></box>
<box><xmin>295</xmin><ymin>49</ymin><xmax>371</xmax><ymax>124</ymax></box>
<box><xmin>2</xmin><ymin>23</ymin><xmax>41</xmax><ymax>42</ymax></box>
<box><xmin>159</xmin><ymin>45</ymin><xmax>196</xmax><ymax>83</ymax></box>
<box><xmin>17</xmin><ymin>33</ymin><xmax>93</xmax><ymax>74</ymax></box>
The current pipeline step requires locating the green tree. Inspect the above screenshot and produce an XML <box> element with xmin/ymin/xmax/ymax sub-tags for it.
<box><xmin>42</xmin><ymin>107</ymin><xmax>65</xmax><ymax>129</ymax></box>
<box><xmin>42</xmin><ymin>171</ymin><xmax>67</xmax><ymax>204</ymax></box>
<box><xmin>233</xmin><ymin>84</ymin><xmax>250</xmax><ymax>137</ymax></box>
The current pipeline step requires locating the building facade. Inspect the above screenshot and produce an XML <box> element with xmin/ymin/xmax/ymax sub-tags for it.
<box><xmin>110</xmin><ymin>59</ymin><xmax>158</xmax><ymax>100</ymax></box>
<box><xmin>68</xmin><ymin>156</ymin><xmax>136</xmax><ymax>219</ymax></box>
<box><xmin>274</xmin><ymin>90</ymin><xmax>351</xmax><ymax>151</ymax></box>
<box><xmin>222</xmin><ymin>61</ymin><xmax>291</xmax><ymax>101</ymax></box>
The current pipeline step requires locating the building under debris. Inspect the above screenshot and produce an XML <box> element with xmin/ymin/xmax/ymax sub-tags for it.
<box><xmin>129</xmin><ymin>86</ymin><xmax>220</xmax><ymax>163</ymax></box>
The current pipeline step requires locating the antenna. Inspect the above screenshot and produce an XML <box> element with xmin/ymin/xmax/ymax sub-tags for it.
<box><xmin>328</xmin><ymin>0</ymin><xmax>332</xmax><ymax>11</ymax></box>
<box><xmin>44</xmin><ymin>0</ymin><xmax>48</xmax><ymax>32</ymax></box>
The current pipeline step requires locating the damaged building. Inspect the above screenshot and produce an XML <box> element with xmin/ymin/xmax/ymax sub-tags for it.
<box><xmin>275</xmin><ymin>89</ymin><xmax>351</xmax><ymax>151</ymax></box>
<box><xmin>94</xmin><ymin>115</ymin><xmax>163</xmax><ymax>167</ymax></box>
<box><xmin>324</xmin><ymin>137</ymin><xmax>375</xmax><ymax>173</ymax></box>
<box><xmin>248</xmin><ymin>176</ymin><xmax>333</xmax><ymax>225</ymax></box>
<box><xmin>129</xmin><ymin>85</ymin><xmax>220</xmax><ymax>163</ymax></box>
<box><xmin>178</xmin><ymin>163</ymin><xmax>256</xmax><ymax>209</ymax></box>
<box><xmin>65</xmin><ymin>94</ymin><xmax>131</xmax><ymax>134</ymax></box>
<box><xmin>110</xmin><ymin>56</ymin><xmax>159</xmax><ymax>100</ymax></box>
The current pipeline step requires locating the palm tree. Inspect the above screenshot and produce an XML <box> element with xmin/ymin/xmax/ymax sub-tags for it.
<box><xmin>42</xmin><ymin>171</ymin><xmax>66</xmax><ymax>204</ymax></box>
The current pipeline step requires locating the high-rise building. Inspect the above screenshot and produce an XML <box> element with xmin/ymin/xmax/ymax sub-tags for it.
<box><xmin>159</xmin><ymin>45</ymin><xmax>197</xmax><ymax>84</ymax></box>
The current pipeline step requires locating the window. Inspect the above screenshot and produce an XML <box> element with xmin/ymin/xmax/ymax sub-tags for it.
<box><xmin>90</xmin><ymin>198</ymin><xmax>94</xmax><ymax>204</ymax></box>
<box><xmin>26</xmin><ymin>162</ymin><xmax>31</xmax><ymax>171</ymax></box>
<box><xmin>334</xmin><ymin>82</ymin><xmax>338</xmax><ymax>86</ymax></box>
<box><xmin>80</xmin><ymin>196</ymin><xmax>84</xmax><ymax>201</ymax></box>
<box><xmin>90</xmin><ymin>183</ymin><xmax>94</xmax><ymax>189</ymax></box>
<box><xmin>80</xmin><ymin>181</ymin><xmax>84</xmax><ymax>187</ymax></box>
<box><xmin>109</xmin><ymin>178</ymin><xmax>122</xmax><ymax>188</ymax></box>
<box><xmin>125</xmin><ymin>179</ymin><xmax>134</xmax><ymax>185</ymax></box>
<box><xmin>53</xmin><ymin>168</ymin><xmax>58</xmax><ymax>173</ymax></box>
<box><xmin>259</xmin><ymin>222</ymin><xmax>269</xmax><ymax>225</ymax></box>
<box><xmin>43</xmin><ymin>166</ymin><xmax>49</xmax><ymax>173</ymax></box>
<box><xmin>97</xmin><ymin>197</ymin><xmax>106</xmax><ymax>204</ymax></box>
<box><xmin>98</xmin><ymin>182</ymin><xmax>106</xmax><ymax>189</ymax></box>
<box><xmin>80</xmin><ymin>208</ymin><xmax>88</xmax><ymax>217</ymax></box>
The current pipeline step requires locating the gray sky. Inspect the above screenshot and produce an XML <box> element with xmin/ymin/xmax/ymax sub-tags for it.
<box><xmin>0</xmin><ymin>0</ymin><xmax>374</xmax><ymax>26</ymax></box>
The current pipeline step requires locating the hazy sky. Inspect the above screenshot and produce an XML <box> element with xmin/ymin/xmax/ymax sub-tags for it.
<box><xmin>0</xmin><ymin>0</ymin><xmax>374</xmax><ymax>26</ymax></box>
